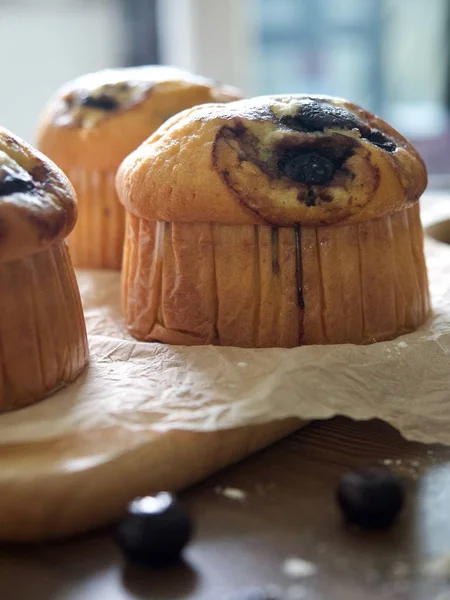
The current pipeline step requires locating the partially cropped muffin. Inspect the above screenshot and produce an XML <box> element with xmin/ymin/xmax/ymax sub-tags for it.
<box><xmin>0</xmin><ymin>127</ymin><xmax>88</xmax><ymax>411</ymax></box>
<box><xmin>36</xmin><ymin>66</ymin><xmax>241</xmax><ymax>269</ymax></box>
<box><xmin>116</xmin><ymin>95</ymin><xmax>430</xmax><ymax>347</ymax></box>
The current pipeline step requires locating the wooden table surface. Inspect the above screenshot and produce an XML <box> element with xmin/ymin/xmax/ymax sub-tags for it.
<box><xmin>2</xmin><ymin>417</ymin><xmax>450</xmax><ymax>600</ymax></box>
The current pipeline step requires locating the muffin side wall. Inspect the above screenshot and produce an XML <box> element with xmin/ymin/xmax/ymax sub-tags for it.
<box><xmin>122</xmin><ymin>203</ymin><xmax>429</xmax><ymax>347</ymax></box>
<box><xmin>67</xmin><ymin>168</ymin><xmax>125</xmax><ymax>270</ymax></box>
<box><xmin>0</xmin><ymin>241</ymin><xmax>89</xmax><ymax>411</ymax></box>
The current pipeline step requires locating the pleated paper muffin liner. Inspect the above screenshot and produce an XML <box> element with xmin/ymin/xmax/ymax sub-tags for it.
<box><xmin>122</xmin><ymin>203</ymin><xmax>429</xmax><ymax>347</ymax></box>
<box><xmin>0</xmin><ymin>241</ymin><xmax>88</xmax><ymax>411</ymax></box>
<box><xmin>67</xmin><ymin>168</ymin><xmax>125</xmax><ymax>270</ymax></box>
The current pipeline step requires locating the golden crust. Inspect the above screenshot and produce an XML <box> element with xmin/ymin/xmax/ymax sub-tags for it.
<box><xmin>36</xmin><ymin>66</ymin><xmax>242</xmax><ymax>172</ymax></box>
<box><xmin>0</xmin><ymin>127</ymin><xmax>77</xmax><ymax>265</ymax></box>
<box><xmin>116</xmin><ymin>94</ymin><xmax>427</xmax><ymax>227</ymax></box>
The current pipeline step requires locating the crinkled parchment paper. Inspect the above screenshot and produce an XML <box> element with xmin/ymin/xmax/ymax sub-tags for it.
<box><xmin>1</xmin><ymin>201</ymin><xmax>450</xmax><ymax>446</ymax></box>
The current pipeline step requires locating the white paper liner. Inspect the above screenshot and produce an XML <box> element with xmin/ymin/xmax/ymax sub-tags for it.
<box><xmin>1</xmin><ymin>201</ymin><xmax>450</xmax><ymax>446</ymax></box>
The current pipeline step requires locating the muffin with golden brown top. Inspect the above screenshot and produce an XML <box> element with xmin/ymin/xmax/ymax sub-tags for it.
<box><xmin>37</xmin><ymin>66</ymin><xmax>241</xmax><ymax>269</ymax></box>
<box><xmin>0</xmin><ymin>127</ymin><xmax>88</xmax><ymax>411</ymax></box>
<box><xmin>116</xmin><ymin>94</ymin><xmax>430</xmax><ymax>347</ymax></box>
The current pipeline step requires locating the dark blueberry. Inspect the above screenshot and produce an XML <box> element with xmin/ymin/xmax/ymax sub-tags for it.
<box><xmin>365</xmin><ymin>129</ymin><xmax>396</xmax><ymax>152</ymax></box>
<box><xmin>116</xmin><ymin>493</ymin><xmax>193</xmax><ymax>567</ymax></box>
<box><xmin>298</xmin><ymin>134</ymin><xmax>356</xmax><ymax>165</ymax></box>
<box><xmin>305</xmin><ymin>188</ymin><xmax>316</xmax><ymax>207</ymax></box>
<box><xmin>280</xmin><ymin>100</ymin><xmax>368</xmax><ymax>134</ymax></box>
<box><xmin>337</xmin><ymin>467</ymin><xmax>405</xmax><ymax>530</ymax></box>
<box><xmin>279</xmin><ymin>151</ymin><xmax>335</xmax><ymax>185</ymax></box>
<box><xmin>79</xmin><ymin>93</ymin><xmax>119</xmax><ymax>111</ymax></box>
<box><xmin>0</xmin><ymin>167</ymin><xmax>34</xmax><ymax>196</ymax></box>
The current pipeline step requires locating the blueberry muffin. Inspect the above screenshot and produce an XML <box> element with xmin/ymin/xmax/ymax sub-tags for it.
<box><xmin>116</xmin><ymin>95</ymin><xmax>429</xmax><ymax>347</ymax></box>
<box><xmin>0</xmin><ymin>127</ymin><xmax>88</xmax><ymax>411</ymax></box>
<box><xmin>36</xmin><ymin>66</ymin><xmax>241</xmax><ymax>269</ymax></box>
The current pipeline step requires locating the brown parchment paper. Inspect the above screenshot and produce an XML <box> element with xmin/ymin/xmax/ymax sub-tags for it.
<box><xmin>1</xmin><ymin>202</ymin><xmax>450</xmax><ymax>446</ymax></box>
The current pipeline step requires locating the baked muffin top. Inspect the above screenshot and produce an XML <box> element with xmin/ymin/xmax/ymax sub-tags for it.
<box><xmin>37</xmin><ymin>66</ymin><xmax>242</xmax><ymax>170</ymax></box>
<box><xmin>0</xmin><ymin>127</ymin><xmax>77</xmax><ymax>264</ymax></box>
<box><xmin>116</xmin><ymin>94</ymin><xmax>427</xmax><ymax>226</ymax></box>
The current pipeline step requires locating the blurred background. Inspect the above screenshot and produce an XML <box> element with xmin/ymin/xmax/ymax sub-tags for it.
<box><xmin>1</xmin><ymin>0</ymin><xmax>448</xmax><ymax>186</ymax></box>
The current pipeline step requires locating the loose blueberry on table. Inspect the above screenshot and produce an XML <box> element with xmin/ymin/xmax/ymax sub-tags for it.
<box><xmin>337</xmin><ymin>466</ymin><xmax>405</xmax><ymax>530</ymax></box>
<box><xmin>116</xmin><ymin>492</ymin><xmax>193</xmax><ymax>566</ymax></box>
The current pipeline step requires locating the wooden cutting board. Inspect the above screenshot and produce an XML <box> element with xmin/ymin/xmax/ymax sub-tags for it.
<box><xmin>0</xmin><ymin>262</ymin><xmax>305</xmax><ymax>544</ymax></box>
<box><xmin>0</xmin><ymin>417</ymin><xmax>302</xmax><ymax>542</ymax></box>
<box><xmin>1</xmin><ymin>196</ymin><xmax>445</xmax><ymax>544</ymax></box>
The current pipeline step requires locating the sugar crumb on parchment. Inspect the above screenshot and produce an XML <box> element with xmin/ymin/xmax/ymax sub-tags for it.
<box><xmin>215</xmin><ymin>486</ymin><xmax>247</xmax><ymax>502</ymax></box>
<box><xmin>282</xmin><ymin>557</ymin><xmax>317</xmax><ymax>579</ymax></box>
